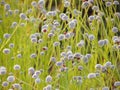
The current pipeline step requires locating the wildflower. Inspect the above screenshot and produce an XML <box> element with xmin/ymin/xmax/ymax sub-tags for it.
<box><xmin>114</xmin><ymin>81</ymin><xmax>120</xmax><ymax>87</ymax></box>
<box><xmin>58</xmin><ymin>34</ymin><xmax>65</xmax><ymax>41</ymax></box>
<box><xmin>2</xmin><ymin>81</ymin><xmax>9</xmax><ymax>87</ymax></box>
<box><xmin>114</xmin><ymin>12</ymin><xmax>120</xmax><ymax>19</ymax></box>
<box><xmin>30</xmin><ymin>53</ymin><xmax>37</xmax><ymax>58</ymax></box>
<box><xmin>104</xmin><ymin>39</ymin><xmax>109</xmax><ymax>45</ymax></box>
<box><xmin>3</xmin><ymin>48</ymin><xmax>10</xmax><ymax>54</ymax></box>
<box><xmin>3</xmin><ymin>33</ymin><xmax>11</xmax><ymax>39</ymax></box>
<box><xmin>53</xmin><ymin>42</ymin><xmax>60</xmax><ymax>47</ymax></box>
<box><xmin>113</xmin><ymin>1</ymin><xmax>119</xmax><ymax>5</ymax></box>
<box><xmin>9</xmin><ymin>43</ymin><xmax>14</xmax><ymax>48</ymax></box>
<box><xmin>13</xmin><ymin>64</ymin><xmax>21</xmax><ymax>70</ymax></box>
<box><xmin>77</xmin><ymin>40</ymin><xmax>85</xmax><ymax>47</ymax></box>
<box><xmin>0</xmin><ymin>66</ymin><xmax>6</xmax><ymax>75</ymax></box>
<box><xmin>64</xmin><ymin>1</ymin><xmax>70</xmax><ymax>7</ymax></box>
<box><xmin>12</xmin><ymin>83</ymin><xmax>21</xmax><ymax>89</ymax></box>
<box><xmin>101</xmin><ymin>66</ymin><xmax>107</xmax><ymax>73</ymax></box>
<box><xmin>92</xmin><ymin>6</ymin><xmax>99</xmax><ymax>12</ymax></box>
<box><xmin>32</xmin><ymin>74</ymin><xmax>38</xmax><ymax>79</ymax></box>
<box><xmin>35</xmin><ymin>78</ymin><xmax>41</xmax><ymax>84</ymax></box>
<box><xmin>65</xmin><ymin>33</ymin><xmax>71</xmax><ymax>39</ymax></box>
<box><xmin>11</xmin><ymin>22</ymin><xmax>17</xmax><ymax>28</ymax></box>
<box><xmin>46</xmin><ymin>84</ymin><xmax>52</xmax><ymax>90</ymax></box>
<box><xmin>28</xmin><ymin>67</ymin><xmax>35</xmax><ymax>75</ymax></box>
<box><xmin>112</xmin><ymin>27</ymin><xmax>118</xmax><ymax>33</ymax></box>
<box><xmin>74</xmin><ymin>53</ymin><xmax>82</xmax><ymax>59</ymax></box>
<box><xmin>82</xmin><ymin>1</ymin><xmax>89</xmax><ymax>8</ymax></box>
<box><xmin>78</xmin><ymin>66</ymin><xmax>83</xmax><ymax>71</ymax></box>
<box><xmin>50</xmin><ymin>57</ymin><xmax>56</xmax><ymax>62</ymax></box>
<box><xmin>56</xmin><ymin>61</ymin><xmax>63</xmax><ymax>67</ymax></box>
<box><xmin>88</xmin><ymin>34</ymin><xmax>95</xmax><ymax>41</ymax></box>
<box><xmin>104</xmin><ymin>61</ymin><xmax>111</xmax><ymax>68</ymax></box>
<box><xmin>46</xmin><ymin>75</ymin><xmax>52</xmax><ymax>83</ymax></box>
<box><xmin>82</xmin><ymin>56</ymin><xmax>89</xmax><ymax>63</ymax></box>
<box><xmin>106</xmin><ymin>1</ymin><xmax>112</xmax><ymax>7</ymax></box>
<box><xmin>7</xmin><ymin>76</ymin><xmax>15</xmax><ymax>82</ymax></box>
<box><xmin>88</xmin><ymin>15</ymin><xmax>95</xmax><ymax>21</ymax></box>
<box><xmin>38</xmin><ymin>39</ymin><xmax>43</xmax><ymax>43</ymax></box>
<box><xmin>69</xmin><ymin>20</ymin><xmax>76</xmax><ymax>29</ymax></box>
<box><xmin>31</xmin><ymin>1</ymin><xmax>37</xmax><ymax>7</ymax></box>
<box><xmin>17</xmin><ymin>53</ymin><xmax>22</xmax><ymax>58</ymax></box>
<box><xmin>48</xmin><ymin>33</ymin><xmax>54</xmax><ymax>38</ymax></box>
<box><xmin>14</xmin><ymin>9</ymin><xmax>19</xmax><ymax>14</ymax></box>
<box><xmin>46</xmin><ymin>11</ymin><xmax>57</xmax><ymax>16</ymax></box>
<box><xmin>68</xmin><ymin>54</ymin><xmax>74</xmax><ymax>60</ymax></box>
<box><xmin>102</xmin><ymin>87</ymin><xmax>109</xmax><ymax>90</ymax></box>
<box><xmin>35</xmin><ymin>70</ymin><xmax>41</xmax><ymax>76</ymax></box>
<box><xmin>60</xmin><ymin>13</ymin><xmax>68</xmax><ymax>21</ymax></box>
<box><xmin>42</xmin><ymin>46</ymin><xmax>48</xmax><ymax>51</ymax></box>
<box><xmin>4</xmin><ymin>4</ymin><xmax>10</xmax><ymax>11</ymax></box>
<box><xmin>98</xmin><ymin>40</ymin><xmax>105</xmax><ymax>47</ymax></box>
<box><xmin>110</xmin><ymin>65</ymin><xmax>115</xmax><ymax>69</ymax></box>
<box><xmin>38</xmin><ymin>0</ymin><xmax>45</xmax><ymax>6</ymax></box>
<box><xmin>31</xmin><ymin>37</ymin><xmax>37</xmax><ymax>43</ymax></box>
<box><xmin>87</xmin><ymin>73</ymin><xmax>96</xmax><ymax>79</ymax></box>
<box><xmin>19</xmin><ymin>13</ymin><xmax>27</xmax><ymax>20</ymax></box>
<box><xmin>20</xmin><ymin>23</ymin><xmax>25</xmax><ymax>27</ymax></box>
<box><xmin>40</xmin><ymin>51</ymin><xmax>45</xmax><ymax>55</ymax></box>
<box><xmin>95</xmin><ymin>64</ymin><xmax>102</xmax><ymax>70</ymax></box>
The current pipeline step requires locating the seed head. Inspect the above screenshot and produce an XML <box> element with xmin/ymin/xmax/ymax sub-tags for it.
<box><xmin>19</xmin><ymin>13</ymin><xmax>27</xmax><ymax>20</ymax></box>
<box><xmin>87</xmin><ymin>73</ymin><xmax>96</xmax><ymax>79</ymax></box>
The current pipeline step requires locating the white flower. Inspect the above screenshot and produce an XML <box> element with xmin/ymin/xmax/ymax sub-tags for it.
<box><xmin>87</xmin><ymin>73</ymin><xmax>96</xmax><ymax>79</ymax></box>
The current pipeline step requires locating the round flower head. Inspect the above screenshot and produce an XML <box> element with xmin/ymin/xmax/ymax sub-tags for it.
<box><xmin>4</xmin><ymin>4</ymin><xmax>10</xmax><ymax>11</ymax></box>
<box><xmin>114</xmin><ymin>12</ymin><xmax>120</xmax><ymax>19</ymax></box>
<box><xmin>32</xmin><ymin>74</ymin><xmax>38</xmax><ymax>79</ymax></box>
<box><xmin>31</xmin><ymin>1</ymin><xmax>37</xmax><ymax>7</ymax></box>
<box><xmin>38</xmin><ymin>0</ymin><xmax>45</xmax><ymax>6</ymax></box>
<box><xmin>46</xmin><ymin>75</ymin><xmax>52</xmax><ymax>83</ymax></box>
<box><xmin>30</xmin><ymin>53</ymin><xmax>37</xmax><ymax>58</ymax></box>
<box><xmin>40</xmin><ymin>51</ymin><xmax>45</xmax><ymax>55</ymax></box>
<box><xmin>87</xmin><ymin>73</ymin><xmax>96</xmax><ymax>79</ymax></box>
<box><xmin>20</xmin><ymin>23</ymin><xmax>25</xmax><ymax>27</ymax></box>
<box><xmin>114</xmin><ymin>81</ymin><xmax>120</xmax><ymax>87</ymax></box>
<box><xmin>35</xmin><ymin>78</ymin><xmax>41</xmax><ymax>84</ymax></box>
<box><xmin>104</xmin><ymin>39</ymin><xmax>109</xmax><ymax>45</ymax></box>
<box><xmin>78</xmin><ymin>66</ymin><xmax>83</xmax><ymax>71</ymax></box>
<box><xmin>50</xmin><ymin>57</ymin><xmax>56</xmax><ymax>62</ymax></box>
<box><xmin>9</xmin><ymin>43</ymin><xmax>14</xmax><ymax>48</ymax></box>
<box><xmin>12</xmin><ymin>83</ymin><xmax>21</xmax><ymax>89</ymax></box>
<box><xmin>102</xmin><ymin>87</ymin><xmax>109</xmax><ymax>90</ymax></box>
<box><xmin>98</xmin><ymin>40</ymin><xmax>105</xmax><ymax>47</ymax></box>
<box><xmin>82</xmin><ymin>56</ymin><xmax>89</xmax><ymax>63</ymax></box>
<box><xmin>113</xmin><ymin>1</ymin><xmax>119</xmax><ymax>5</ymax></box>
<box><xmin>19</xmin><ymin>13</ymin><xmax>27</xmax><ymax>20</ymax></box>
<box><xmin>92</xmin><ymin>5</ymin><xmax>99</xmax><ymax>12</ymax></box>
<box><xmin>3</xmin><ymin>33</ymin><xmax>11</xmax><ymax>39</ymax></box>
<box><xmin>95</xmin><ymin>64</ymin><xmax>102</xmax><ymax>70</ymax></box>
<box><xmin>17</xmin><ymin>53</ymin><xmax>22</xmax><ymax>58</ymax></box>
<box><xmin>46</xmin><ymin>84</ymin><xmax>52</xmax><ymax>90</ymax></box>
<box><xmin>68</xmin><ymin>54</ymin><xmax>74</xmax><ymax>60</ymax></box>
<box><xmin>53</xmin><ymin>42</ymin><xmax>60</xmax><ymax>47</ymax></box>
<box><xmin>7</xmin><ymin>76</ymin><xmax>15</xmax><ymax>82</ymax></box>
<box><xmin>13</xmin><ymin>64</ymin><xmax>21</xmax><ymax>70</ymax></box>
<box><xmin>106</xmin><ymin>1</ymin><xmax>112</xmax><ymax>7</ymax></box>
<box><xmin>88</xmin><ymin>15</ymin><xmax>95</xmax><ymax>21</ymax></box>
<box><xmin>82</xmin><ymin>1</ymin><xmax>89</xmax><ymax>8</ymax></box>
<box><xmin>112</xmin><ymin>27</ymin><xmax>118</xmax><ymax>33</ymax></box>
<box><xmin>31</xmin><ymin>37</ymin><xmax>37</xmax><ymax>43</ymax></box>
<box><xmin>11</xmin><ymin>22</ymin><xmax>17</xmax><ymax>28</ymax></box>
<box><xmin>14</xmin><ymin>9</ymin><xmax>19</xmax><ymax>14</ymax></box>
<box><xmin>2</xmin><ymin>81</ymin><xmax>9</xmax><ymax>87</ymax></box>
<box><xmin>48</xmin><ymin>33</ymin><xmax>54</xmax><ymax>38</ymax></box>
<box><xmin>3</xmin><ymin>48</ymin><xmax>10</xmax><ymax>54</ymax></box>
<box><xmin>88</xmin><ymin>34</ymin><xmax>95</xmax><ymax>41</ymax></box>
<box><xmin>56</xmin><ymin>61</ymin><xmax>63</xmax><ymax>67</ymax></box>
<box><xmin>65</xmin><ymin>33</ymin><xmax>71</xmax><ymax>39</ymax></box>
<box><xmin>46</xmin><ymin>11</ymin><xmax>57</xmax><ymax>16</ymax></box>
<box><xmin>58</xmin><ymin>34</ymin><xmax>65</xmax><ymax>41</ymax></box>
<box><xmin>0</xmin><ymin>66</ymin><xmax>6</xmax><ymax>75</ymax></box>
<box><xmin>28</xmin><ymin>67</ymin><xmax>35</xmax><ymax>75</ymax></box>
<box><xmin>74</xmin><ymin>53</ymin><xmax>82</xmax><ymax>59</ymax></box>
<box><xmin>68</xmin><ymin>20</ymin><xmax>76</xmax><ymax>29</ymax></box>
<box><xmin>35</xmin><ymin>70</ymin><xmax>41</xmax><ymax>75</ymax></box>
<box><xmin>105</xmin><ymin>61</ymin><xmax>111</xmax><ymax>68</ymax></box>
<box><xmin>77</xmin><ymin>40</ymin><xmax>85</xmax><ymax>47</ymax></box>
<box><xmin>64</xmin><ymin>1</ymin><xmax>70</xmax><ymax>7</ymax></box>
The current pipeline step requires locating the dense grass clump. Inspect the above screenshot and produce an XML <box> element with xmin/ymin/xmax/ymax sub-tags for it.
<box><xmin>0</xmin><ymin>0</ymin><xmax>120</xmax><ymax>90</ymax></box>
